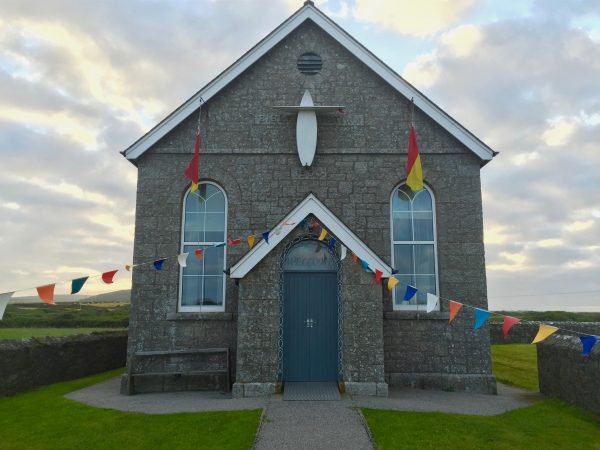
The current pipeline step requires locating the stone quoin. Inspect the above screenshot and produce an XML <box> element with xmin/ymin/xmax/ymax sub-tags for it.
<box><xmin>120</xmin><ymin>2</ymin><xmax>498</xmax><ymax>397</ymax></box>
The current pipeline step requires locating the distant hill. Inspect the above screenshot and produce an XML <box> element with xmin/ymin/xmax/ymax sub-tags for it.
<box><xmin>10</xmin><ymin>289</ymin><xmax>131</xmax><ymax>304</ymax></box>
<box><xmin>490</xmin><ymin>311</ymin><xmax>600</xmax><ymax>322</ymax></box>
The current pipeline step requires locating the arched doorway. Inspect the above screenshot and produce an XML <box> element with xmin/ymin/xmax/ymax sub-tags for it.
<box><xmin>281</xmin><ymin>238</ymin><xmax>339</xmax><ymax>382</ymax></box>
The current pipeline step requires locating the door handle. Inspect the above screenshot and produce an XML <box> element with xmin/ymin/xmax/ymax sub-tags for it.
<box><xmin>304</xmin><ymin>318</ymin><xmax>317</xmax><ymax>328</ymax></box>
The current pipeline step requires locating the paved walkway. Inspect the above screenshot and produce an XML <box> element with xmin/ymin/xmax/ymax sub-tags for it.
<box><xmin>65</xmin><ymin>378</ymin><xmax>540</xmax><ymax>449</ymax></box>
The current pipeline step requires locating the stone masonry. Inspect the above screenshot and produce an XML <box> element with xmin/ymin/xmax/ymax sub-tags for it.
<box><xmin>123</xmin><ymin>19</ymin><xmax>496</xmax><ymax>395</ymax></box>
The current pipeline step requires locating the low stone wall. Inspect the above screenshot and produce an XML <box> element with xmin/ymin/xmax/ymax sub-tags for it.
<box><xmin>490</xmin><ymin>322</ymin><xmax>600</xmax><ymax>344</ymax></box>
<box><xmin>0</xmin><ymin>331</ymin><xmax>127</xmax><ymax>396</ymax></box>
<box><xmin>537</xmin><ymin>335</ymin><xmax>600</xmax><ymax>415</ymax></box>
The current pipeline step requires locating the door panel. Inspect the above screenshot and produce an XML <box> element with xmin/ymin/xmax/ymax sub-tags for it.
<box><xmin>283</xmin><ymin>271</ymin><xmax>337</xmax><ymax>382</ymax></box>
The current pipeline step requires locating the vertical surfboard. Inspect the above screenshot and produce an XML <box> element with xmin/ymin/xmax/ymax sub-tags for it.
<box><xmin>296</xmin><ymin>90</ymin><xmax>317</xmax><ymax>167</ymax></box>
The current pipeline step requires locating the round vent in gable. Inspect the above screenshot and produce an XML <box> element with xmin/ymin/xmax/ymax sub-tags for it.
<box><xmin>297</xmin><ymin>52</ymin><xmax>322</xmax><ymax>75</ymax></box>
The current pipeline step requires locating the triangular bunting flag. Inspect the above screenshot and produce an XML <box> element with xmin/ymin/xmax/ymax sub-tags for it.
<box><xmin>503</xmin><ymin>316</ymin><xmax>521</xmax><ymax>338</ymax></box>
<box><xmin>228</xmin><ymin>238</ymin><xmax>241</xmax><ymax>246</ymax></box>
<box><xmin>352</xmin><ymin>253</ymin><xmax>358</xmax><ymax>265</ymax></box>
<box><xmin>474</xmin><ymin>308</ymin><xmax>491</xmax><ymax>331</ymax></box>
<box><xmin>329</xmin><ymin>237</ymin><xmax>337</xmax><ymax>250</ymax></box>
<box><xmin>262</xmin><ymin>231</ymin><xmax>270</xmax><ymax>244</ymax></box>
<box><xmin>247</xmin><ymin>235</ymin><xmax>255</xmax><ymax>249</ymax></box>
<box><xmin>361</xmin><ymin>260</ymin><xmax>373</xmax><ymax>273</ymax></box>
<box><xmin>194</xmin><ymin>249</ymin><xmax>204</xmax><ymax>260</ymax></box>
<box><xmin>387</xmin><ymin>277</ymin><xmax>399</xmax><ymax>291</ymax></box>
<box><xmin>298</xmin><ymin>218</ymin><xmax>307</xmax><ymax>229</ymax></box>
<box><xmin>318</xmin><ymin>228</ymin><xmax>327</xmax><ymax>241</ymax></box>
<box><xmin>403</xmin><ymin>285</ymin><xmax>417</xmax><ymax>301</ymax></box>
<box><xmin>406</xmin><ymin>126</ymin><xmax>424</xmax><ymax>192</ymax></box>
<box><xmin>71</xmin><ymin>277</ymin><xmax>88</xmax><ymax>294</ymax></box>
<box><xmin>426</xmin><ymin>293</ymin><xmax>438</xmax><ymax>313</ymax></box>
<box><xmin>184</xmin><ymin>126</ymin><xmax>201</xmax><ymax>188</ymax></box>
<box><xmin>0</xmin><ymin>292</ymin><xmax>14</xmax><ymax>320</ymax></box>
<box><xmin>213</xmin><ymin>242</ymin><xmax>227</xmax><ymax>248</ymax></box>
<box><xmin>274</xmin><ymin>225</ymin><xmax>283</xmax><ymax>235</ymax></box>
<box><xmin>580</xmin><ymin>335</ymin><xmax>599</xmax><ymax>357</ymax></box>
<box><xmin>125</xmin><ymin>264</ymin><xmax>132</xmax><ymax>272</ymax></box>
<box><xmin>532</xmin><ymin>324</ymin><xmax>559</xmax><ymax>344</ymax></box>
<box><xmin>178</xmin><ymin>253</ymin><xmax>189</xmax><ymax>267</ymax></box>
<box><xmin>449</xmin><ymin>301</ymin><xmax>462</xmax><ymax>323</ymax></box>
<box><xmin>153</xmin><ymin>259</ymin><xmax>166</xmax><ymax>270</ymax></box>
<box><xmin>375</xmin><ymin>269</ymin><xmax>383</xmax><ymax>285</ymax></box>
<box><xmin>37</xmin><ymin>284</ymin><xmax>55</xmax><ymax>305</ymax></box>
<box><xmin>102</xmin><ymin>270</ymin><xmax>118</xmax><ymax>284</ymax></box>
<box><xmin>340</xmin><ymin>245</ymin><xmax>347</xmax><ymax>261</ymax></box>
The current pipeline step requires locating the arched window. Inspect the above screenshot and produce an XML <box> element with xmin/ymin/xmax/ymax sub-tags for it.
<box><xmin>179</xmin><ymin>182</ymin><xmax>227</xmax><ymax>312</ymax></box>
<box><xmin>390</xmin><ymin>184</ymin><xmax>438</xmax><ymax>310</ymax></box>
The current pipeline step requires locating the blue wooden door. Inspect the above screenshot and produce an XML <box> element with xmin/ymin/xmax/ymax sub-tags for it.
<box><xmin>283</xmin><ymin>242</ymin><xmax>338</xmax><ymax>382</ymax></box>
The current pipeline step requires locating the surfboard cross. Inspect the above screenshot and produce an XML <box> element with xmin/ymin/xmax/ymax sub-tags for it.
<box><xmin>272</xmin><ymin>90</ymin><xmax>344</xmax><ymax>167</ymax></box>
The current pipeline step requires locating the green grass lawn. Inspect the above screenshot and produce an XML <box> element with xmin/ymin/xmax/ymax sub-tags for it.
<box><xmin>0</xmin><ymin>369</ymin><xmax>261</xmax><ymax>450</ymax></box>
<box><xmin>0</xmin><ymin>328</ymin><xmax>126</xmax><ymax>340</ymax></box>
<box><xmin>491</xmin><ymin>344</ymin><xmax>539</xmax><ymax>391</ymax></box>
<box><xmin>363</xmin><ymin>400</ymin><xmax>600</xmax><ymax>449</ymax></box>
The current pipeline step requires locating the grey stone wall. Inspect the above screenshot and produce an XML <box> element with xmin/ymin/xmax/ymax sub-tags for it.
<box><xmin>491</xmin><ymin>322</ymin><xmax>600</xmax><ymax>344</ymax></box>
<box><xmin>126</xmin><ymin>20</ymin><xmax>494</xmax><ymax>394</ymax></box>
<box><xmin>538</xmin><ymin>335</ymin><xmax>600</xmax><ymax>415</ymax></box>
<box><xmin>0</xmin><ymin>332</ymin><xmax>126</xmax><ymax>397</ymax></box>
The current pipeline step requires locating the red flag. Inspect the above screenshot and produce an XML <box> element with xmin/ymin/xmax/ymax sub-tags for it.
<box><xmin>503</xmin><ymin>316</ymin><xmax>521</xmax><ymax>338</ymax></box>
<box><xmin>375</xmin><ymin>269</ymin><xmax>383</xmax><ymax>285</ymax></box>
<box><xmin>449</xmin><ymin>300</ymin><xmax>462</xmax><ymax>323</ymax></box>
<box><xmin>36</xmin><ymin>284</ymin><xmax>55</xmax><ymax>305</ymax></box>
<box><xmin>352</xmin><ymin>253</ymin><xmax>358</xmax><ymax>264</ymax></box>
<box><xmin>102</xmin><ymin>270</ymin><xmax>118</xmax><ymax>284</ymax></box>
<box><xmin>184</xmin><ymin>127</ymin><xmax>201</xmax><ymax>189</ymax></box>
<box><xmin>406</xmin><ymin>126</ymin><xmax>424</xmax><ymax>192</ymax></box>
<box><xmin>228</xmin><ymin>238</ymin><xmax>241</xmax><ymax>246</ymax></box>
<box><xmin>194</xmin><ymin>249</ymin><xmax>204</xmax><ymax>260</ymax></box>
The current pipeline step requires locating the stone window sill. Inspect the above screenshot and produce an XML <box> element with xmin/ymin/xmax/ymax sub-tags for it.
<box><xmin>166</xmin><ymin>312</ymin><xmax>234</xmax><ymax>321</ymax></box>
<box><xmin>384</xmin><ymin>311</ymin><xmax>450</xmax><ymax>320</ymax></box>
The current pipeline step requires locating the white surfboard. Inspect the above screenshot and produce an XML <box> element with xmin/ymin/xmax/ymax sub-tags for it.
<box><xmin>296</xmin><ymin>90</ymin><xmax>318</xmax><ymax>167</ymax></box>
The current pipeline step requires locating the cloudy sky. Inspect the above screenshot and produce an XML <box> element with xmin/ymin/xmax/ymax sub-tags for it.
<box><xmin>1</xmin><ymin>0</ymin><xmax>598</xmax><ymax>311</ymax></box>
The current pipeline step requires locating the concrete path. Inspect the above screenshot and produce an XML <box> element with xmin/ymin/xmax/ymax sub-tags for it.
<box><xmin>255</xmin><ymin>398</ymin><xmax>372</xmax><ymax>450</ymax></box>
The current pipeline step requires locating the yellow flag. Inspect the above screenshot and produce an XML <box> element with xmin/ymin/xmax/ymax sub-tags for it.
<box><xmin>531</xmin><ymin>324</ymin><xmax>559</xmax><ymax>344</ymax></box>
<box><xmin>318</xmin><ymin>228</ymin><xmax>327</xmax><ymax>241</ymax></box>
<box><xmin>387</xmin><ymin>277</ymin><xmax>399</xmax><ymax>291</ymax></box>
<box><xmin>191</xmin><ymin>181</ymin><xmax>198</xmax><ymax>192</ymax></box>
<box><xmin>247</xmin><ymin>235</ymin><xmax>255</xmax><ymax>249</ymax></box>
<box><xmin>125</xmin><ymin>264</ymin><xmax>131</xmax><ymax>272</ymax></box>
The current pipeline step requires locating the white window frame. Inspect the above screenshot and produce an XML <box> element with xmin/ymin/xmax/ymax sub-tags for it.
<box><xmin>178</xmin><ymin>181</ymin><xmax>227</xmax><ymax>312</ymax></box>
<box><xmin>390</xmin><ymin>183</ymin><xmax>440</xmax><ymax>311</ymax></box>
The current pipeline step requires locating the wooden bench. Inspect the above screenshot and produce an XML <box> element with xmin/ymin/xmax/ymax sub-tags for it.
<box><xmin>126</xmin><ymin>348</ymin><xmax>230</xmax><ymax>395</ymax></box>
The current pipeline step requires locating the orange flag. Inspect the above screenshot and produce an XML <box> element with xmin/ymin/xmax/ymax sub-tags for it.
<box><xmin>194</xmin><ymin>249</ymin><xmax>204</xmax><ymax>260</ymax></box>
<box><xmin>36</xmin><ymin>284</ymin><xmax>55</xmax><ymax>305</ymax></box>
<box><xmin>503</xmin><ymin>316</ymin><xmax>521</xmax><ymax>338</ymax></box>
<box><xmin>352</xmin><ymin>253</ymin><xmax>358</xmax><ymax>264</ymax></box>
<box><xmin>449</xmin><ymin>300</ymin><xmax>462</xmax><ymax>323</ymax></box>
<box><xmin>102</xmin><ymin>270</ymin><xmax>118</xmax><ymax>284</ymax></box>
<box><xmin>247</xmin><ymin>235</ymin><xmax>255</xmax><ymax>249</ymax></box>
<box><xmin>532</xmin><ymin>324</ymin><xmax>559</xmax><ymax>344</ymax></box>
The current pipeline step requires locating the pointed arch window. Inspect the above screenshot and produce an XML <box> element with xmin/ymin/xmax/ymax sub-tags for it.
<box><xmin>179</xmin><ymin>182</ymin><xmax>227</xmax><ymax>312</ymax></box>
<box><xmin>390</xmin><ymin>184</ymin><xmax>439</xmax><ymax>310</ymax></box>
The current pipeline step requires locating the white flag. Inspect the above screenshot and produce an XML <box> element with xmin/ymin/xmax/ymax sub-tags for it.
<box><xmin>426</xmin><ymin>293</ymin><xmax>438</xmax><ymax>313</ymax></box>
<box><xmin>178</xmin><ymin>253</ymin><xmax>189</xmax><ymax>267</ymax></box>
<box><xmin>340</xmin><ymin>245</ymin><xmax>347</xmax><ymax>260</ymax></box>
<box><xmin>0</xmin><ymin>291</ymin><xmax>14</xmax><ymax>320</ymax></box>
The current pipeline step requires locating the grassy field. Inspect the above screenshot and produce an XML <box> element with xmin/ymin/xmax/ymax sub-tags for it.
<box><xmin>0</xmin><ymin>369</ymin><xmax>261</xmax><ymax>450</ymax></box>
<box><xmin>1</xmin><ymin>302</ymin><xmax>128</xmax><ymax>328</ymax></box>
<box><xmin>0</xmin><ymin>328</ymin><xmax>125</xmax><ymax>340</ymax></box>
<box><xmin>491</xmin><ymin>344</ymin><xmax>539</xmax><ymax>391</ymax></box>
<box><xmin>489</xmin><ymin>310</ymin><xmax>600</xmax><ymax>322</ymax></box>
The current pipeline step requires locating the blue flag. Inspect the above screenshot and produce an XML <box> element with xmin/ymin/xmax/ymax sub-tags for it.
<box><xmin>580</xmin><ymin>335</ymin><xmax>599</xmax><ymax>357</ymax></box>
<box><xmin>70</xmin><ymin>277</ymin><xmax>88</xmax><ymax>295</ymax></box>
<box><xmin>153</xmin><ymin>259</ymin><xmax>166</xmax><ymax>270</ymax></box>
<box><xmin>403</xmin><ymin>285</ymin><xmax>418</xmax><ymax>301</ymax></box>
<box><xmin>474</xmin><ymin>308</ymin><xmax>491</xmax><ymax>331</ymax></box>
<box><xmin>329</xmin><ymin>237</ymin><xmax>337</xmax><ymax>250</ymax></box>
<box><xmin>361</xmin><ymin>260</ymin><xmax>373</xmax><ymax>273</ymax></box>
<box><xmin>262</xmin><ymin>231</ymin><xmax>270</xmax><ymax>244</ymax></box>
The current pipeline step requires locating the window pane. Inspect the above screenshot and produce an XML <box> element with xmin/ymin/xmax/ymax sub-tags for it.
<box><xmin>183</xmin><ymin>245</ymin><xmax>206</xmax><ymax>275</ymax></box>
<box><xmin>414</xmin><ymin>244</ymin><xmax>435</xmax><ymax>274</ymax></box>
<box><xmin>203</xmin><ymin>246</ymin><xmax>225</xmax><ymax>276</ymax></box>
<box><xmin>181</xmin><ymin>275</ymin><xmax>202</xmax><ymax>306</ymax></box>
<box><xmin>184</xmin><ymin>213</ymin><xmax>204</xmax><ymax>242</ymax></box>
<box><xmin>394</xmin><ymin>244</ymin><xmax>413</xmax><ymax>274</ymax></box>
<box><xmin>185</xmin><ymin>191</ymin><xmax>206</xmax><ymax>213</ymax></box>
<box><xmin>412</xmin><ymin>189</ymin><xmax>432</xmax><ymax>211</ymax></box>
<box><xmin>392</xmin><ymin>211</ymin><xmax>412</xmax><ymax>241</ymax></box>
<box><xmin>203</xmin><ymin>276</ymin><xmax>224</xmax><ymax>306</ymax></box>
<box><xmin>205</xmin><ymin>213</ymin><xmax>225</xmax><ymax>241</ymax></box>
<box><xmin>415</xmin><ymin>274</ymin><xmax>437</xmax><ymax>299</ymax></box>
<box><xmin>413</xmin><ymin>212</ymin><xmax>434</xmax><ymax>241</ymax></box>
<box><xmin>206</xmin><ymin>191</ymin><xmax>225</xmax><ymax>213</ymax></box>
<box><xmin>394</xmin><ymin>274</ymin><xmax>414</xmax><ymax>306</ymax></box>
<box><xmin>392</xmin><ymin>188</ymin><xmax>411</xmax><ymax>211</ymax></box>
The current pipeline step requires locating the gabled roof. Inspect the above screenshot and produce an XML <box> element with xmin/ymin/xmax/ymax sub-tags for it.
<box><xmin>230</xmin><ymin>193</ymin><xmax>392</xmax><ymax>279</ymax></box>
<box><xmin>122</xmin><ymin>2</ymin><xmax>496</xmax><ymax>162</ymax></box>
